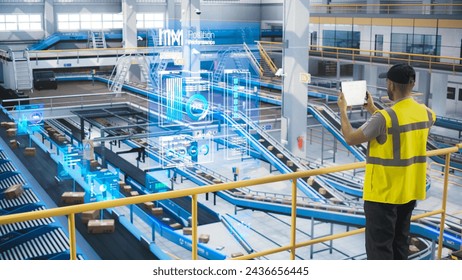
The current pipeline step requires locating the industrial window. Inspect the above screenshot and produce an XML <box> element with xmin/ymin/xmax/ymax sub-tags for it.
<box><xmin>391</xmin><ymin>33</ymin><xmax>441</xmax><ymax>56</ymax></box>
<box><xmin>0</xmin><ymin>14</ymin><xmax>42</xmax><ymax>31</ymax></box>
<box><xmin>57</xmin><ymin>13</ymin><xmax>123</xmax><ymax>31</ymax></box>
<box><xmin>447</xmin><ymin>87</ymin><xmax>455</xmax><ymax>100</ymax></box>
<box><xmin>136</xmin><ymin>13</ymin><xmax>164</xmax><ymax>29</ymax></box>
<box><xmin>459</xmin><ymin>88</ymin><xmax>462</xmax><ymax>101</ymax></box>
<box><xmin>322</xmin><ymin>30</ymin><xmax>360</xmax><ymax>53</ymax></box>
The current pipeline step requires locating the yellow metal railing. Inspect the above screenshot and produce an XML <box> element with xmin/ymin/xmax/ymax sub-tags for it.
<box><xmin>256</xmin><ymin>41</ymin><xmax>278</xmax><ymax>75</ymax></box>
<box><xmin>310</xmin><ymin>3</ymin><xmax>462</xmax><ymax>14</ymax></box>
<box><xmin>243</xmin><ymin>42</ymin><xmax>264</xmax><ymax>76</ymax></box>
<box><xmin>256</xmin><ymin>41</ymin><xmax>462</xmax><ymax>73</ymax></box>
<box><xmin>0</xmin><ymin>144</ymin><xmax>460</xmax><ymax>260</ymax></box>
<box><xmin>429</xmin><ymin>162</ymin><xmax>462</xmax><ymax>189</ymax></box>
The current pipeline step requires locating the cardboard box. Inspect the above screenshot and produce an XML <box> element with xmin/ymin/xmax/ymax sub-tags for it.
<box><xmin>123</xmin><ymin>185</ymin><xmax>132</xmax><ymax>194</ymax></box>
<box><xmin>231</xmin><ymin>252</ymin><xmax>243</xmax><ymax>258</ymax></box>
<box><xmin>24</xmin><ymin>147</ymin><xmax>36</xmax><ymax>156</ymax></box>
<box><xmin>61</xmin><ymin>192</ymin><xmax>85</xmax><ymax>205</ymax></box>
<box><xmin>87</xmin><ymin>219</ymin><xmax>115</xmax><ymax>234</ymax></box>
<box><xmin>90</xmin><ymin>160</ymin><xmax>99</xmax><ymax>168</ymax></box>
<box><xmin>130</xmin><ymin>191</ymin><xmax>139</xmax><ymax>196</ymax></box>
<box><xmin>170</xmin><ymin>223</ymin><xmax>182</xmax><ymax>229</ymax></box>
<box><xmin>57</xmin><ymin>135</ymin><xmax>67</xmax><ymax>143</ymax></box>
<box><xmin>81</xmin><ymin>210</ymin><xmax>100</xmax><ymax>224</ymax></box>
<box><xmin>199</xmin><ymin>234</ymin><xmax>210</xmax><ymax>244</ymax></box>
<box><xmin>6</xmin><ymin>122</ymin><xmax>16</xmax><ymax>129</ymax></box>
<box><xmin>183</xmin><ymin>227</ymin><xmax>192</xmax><ymax>235</ymax></box>
<box><xmin>9</xmin><ymin>139</ymin><xmax>18</xmax><ymax>149</ymax></box>
<box><xmin>143</xmin><ymin>201</ymin><xmax>154</xmax><ymax>210</ymax></box>
<box><xmin>152</xmin><ymin>207</ymin><xmax>163</xmax><ymax>216</ymax></box>
<box><xmin>4</xmin><ymin>184</ymin><xmax>24</xmax><ymax>199</ymax></box>
<box><xmin>6</xmin><ymin>128</ymin><xmax>16</xmax><ymax>137</ymax></box>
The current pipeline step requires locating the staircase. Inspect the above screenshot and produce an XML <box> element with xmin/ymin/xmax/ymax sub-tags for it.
<box><xmin>147</xmin><ymin>29</ymin><xmax>158</xmax><ymax>47</ymax></box>
<box><xmin>256</xmin><ymin>41</ymin><xmax>278</xmax><ymax>77</ymax></box>
<box><xmin>136</xmin><ymin>54</ymin><xmax>154</xmax><ymax>92</ymax></box>
<box><xmin>108</xmin><ymin>55</ymin><xmax>130</xmax><ymax>92</ymax></box>
<box><xmin>243</xmin><ymin>42</ymin><xmax>263</xmax><ymax>76</ymax></box>
<box><xmin>9</xmin><ymin>50</ymin><xmax>33</xmax><ymax>92</ymax></box>
<box><xmin>89</xmin><ymin>31</ymin><xmax>107</xmax><ymax>49</ymax></box>
<box><xmin>108</xmin><ymin>54</ymin><xmax>154</xmax><ymax>92</ymax></box>
<box><xmin>150</xmin><ymin>49</ymin><xmax>170</xmax><ymax>89</ymax></box>
<box><xmin>213</xmin><ymin>48</ymin><xmax>250</xmax><ymax>83</ymax></box>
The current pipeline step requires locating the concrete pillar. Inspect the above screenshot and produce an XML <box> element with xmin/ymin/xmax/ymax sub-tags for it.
<box><xmin>43</xmin><ymin>0</ymin><xmax>54</xmax><ymax>38</ymax></box>
<box><xmin>181</xmin><ymin>0</ymin><xmax>201</xmax><ymax>75</ymax></box>
<box><xmin>166</xmin><ymin>0</ymin><xmax>177</xmax><ymax>30</ymax></box>
<box><xmin>430</xmin><ymin>72</ymin><xmax>448</xmax><ymax>116</ymax></box>
<box><xmin>363</xmin><ymin>65</ymin><xmax>380</xmax><ymax>96</ymax></box>
<box><xmin>121</xmin><ymin>0</ymin><xmax>137</xmax><ymax>83</ymax></box>
<box><xmin>281</xmin><ymin>0</ymin><xmax>309</xmax><ymax>158</ymax></box>
<box><xmin>416</xmin><ymin>70</ymin><xmax>431</xmax><ymax>106</ymax></box>
<box><xmin>352</xmin><ymin>64</ymin><xmax>364</xmax><ymax>81</ymax></box>
<box><xmin>122</xmin><ymin>0</ymin><xmax>137</xmax><ymax>49</ymax></box>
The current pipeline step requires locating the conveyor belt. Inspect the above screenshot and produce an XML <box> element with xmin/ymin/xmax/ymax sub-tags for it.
<box><xmin>94</xmin><ymin>145</ymin><xmax>220</xmax><ymax>225</ymax></box>
<box><xmin>0</xmin><ymin>112</ymin><xmax>157</xmax><ymax>260</ymax></box>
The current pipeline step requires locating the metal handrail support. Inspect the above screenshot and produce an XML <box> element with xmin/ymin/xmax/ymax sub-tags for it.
<box><xmin>243</xmin><ymin>42</ymin><xmax>263</xmax><ymax>76</ymax></box>
<box><xmin>8</xmin><ymin>49</ymin><xmax>18</xmax><ymax>91</ymax></box>
<box><xmin>0</xmin><ymin>144</ymin><xmax>460</xmax><ymax>260</ymax></box>
<box><xmin>256</xmin><ymin>41</ymin><xmax>278</xmax><ymax>74</ymax></box>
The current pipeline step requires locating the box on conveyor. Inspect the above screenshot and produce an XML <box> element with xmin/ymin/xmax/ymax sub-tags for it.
<box><xmin>81</xmin><ymin>210</ymin><xmax>100</xmax><ymax>224</ymax></box>
<box><xmin>24</xmin><ymin>147</ymin><xmax>36</xmax><ymax>156</ymax></box>
<box><xmin>87</xmin><ymin>219</ymin><xmax>115</xmax><ymax>234</ymax></box>
<box><xmin>4</xmin><ymin>184</ymin><xmax>24</xmax><ymax>199</ymax></box>
<box><xmin>61</xmin><ymin>191</ymin><xmax>85</xmax><ymax>205</ymax></box>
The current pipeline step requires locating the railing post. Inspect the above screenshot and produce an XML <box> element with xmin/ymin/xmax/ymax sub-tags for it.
<box><xmin>437</xmin><ymin>153</ymin><xmax>451</xmax><ymax>259</ymax></box>
<box><xmin>192</xmin><ymin>194</ymin><xmax>198</xmax><ymax>260</ymax></box>
<box><xmin>68</xmin><ymin>213</ymin><xmax>77</xmax><ymax>260</ymax></box>
<box><xmin>290</xmin><ymin>179</ymin><xmax>297</xmax><ymax>260</ymax></box>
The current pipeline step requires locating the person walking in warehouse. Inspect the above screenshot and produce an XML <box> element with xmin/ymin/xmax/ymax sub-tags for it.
<box><xmin>337</xmin><ymin>63</ymin><xmax>436</xmax><ymax>260</ymax></box>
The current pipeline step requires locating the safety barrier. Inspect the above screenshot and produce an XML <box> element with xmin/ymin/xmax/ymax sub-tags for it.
<box><xmin>0</xmin><ymin>143</ymin><xmax>460</xmax><ymax>260</ymax></box>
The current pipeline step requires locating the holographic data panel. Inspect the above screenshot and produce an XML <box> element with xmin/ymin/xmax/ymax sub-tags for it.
<box><xmin>159</xmin><ymin>133</ymin><xmax>213</xmax><ymax>169</ymax></box>
<box><xmin>224</xmin><ymin>70</ymin><xmax>251</xmax><ymax>160</ymax></box>
<box><xmin>158</xmin><ymin>71</ymin><xmax>213</xmax><ymax>128</ymax></box>
<box><xmin>15</xmin><ymin>104</ymin><xmax>44</xmax><ymax>135</ymax></box>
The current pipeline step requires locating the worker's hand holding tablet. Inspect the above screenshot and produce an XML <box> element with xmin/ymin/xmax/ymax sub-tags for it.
<box><xmin>340</xmin><ymin>80</ymin><xmax>368</xmax><ymax>106</ymax></box>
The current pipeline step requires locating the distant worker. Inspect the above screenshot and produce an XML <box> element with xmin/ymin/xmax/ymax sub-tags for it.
<box><xmin>337</xmin><ymin>63</ymin><xmax>435</xmax><ymax>259</ymax></box>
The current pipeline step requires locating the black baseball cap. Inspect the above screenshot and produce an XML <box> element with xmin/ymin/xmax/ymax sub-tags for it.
<box><xmin>379</xmin><ymin>63</ymin><xmax>416</xmax><ymax>84</ymax></box>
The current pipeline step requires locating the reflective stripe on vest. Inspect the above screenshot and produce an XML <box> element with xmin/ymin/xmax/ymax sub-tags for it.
<box><xmin>367</xmin><ymin>108</ymin><xmax>433</xmax><ymax>166</ymax></box>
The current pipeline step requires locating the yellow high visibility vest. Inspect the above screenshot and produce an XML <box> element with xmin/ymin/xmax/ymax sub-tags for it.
<box><xmin>363</xmin><ymin>98</ymin><xmax>435</xmax><ymax>204</ymax></box>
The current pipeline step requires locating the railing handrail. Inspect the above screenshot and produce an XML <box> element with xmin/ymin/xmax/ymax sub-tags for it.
<box><xmin>256</xmin><ymin>41</ymin><xmax>278</xmax><ymax>74</ymax></box>
<box><xmin>311</xmin><ymin>3</ymin><xmax>462</xmax><ymax>8</ymax></box>
<box><xmin>0</xmin><ymin>143</ymin><xmax>460</xmax><ymax>260</ymax></box>
<box><xmin>256</xmin><ymin>41</ymin><xmax>462</xmax><ymax>63</ymax></box>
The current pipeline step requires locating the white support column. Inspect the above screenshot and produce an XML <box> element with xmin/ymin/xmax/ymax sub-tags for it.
<box><xmin>417</xmin><ymin>70</ymin><xmax>431</xmax><ymax>106</ymax></box>
<box><xmin>166</xmin><ymin>0</ymin><xmax>177</xmax><ymax>29</ymax></box>
<box><xmin>281</xmin><ymin>0</ymin><xmax>310</xmax><ymax>158</ymax></box>
<box><xmin>44</xmin><ymin>0</ymin><xmax>55</xmax><ymax>38</ymax></box>
<box><xmin>181</xmin><ymin>0</ymin><xmax>201</xmax><ymax>75</ymax></box>
<box><xmin>430</xmin><ymin>73</ymin><xmax>448</xmax><ymax>116</ymax></box>
<box><xmin>122</xmin><ymin>0</ymin><xmax>137</xmax><ymax>49</ymax></box>
<box><xmin>121</xmin><ymin>0</ymin><xmax>137</xmax><ymax>84</ymax></box>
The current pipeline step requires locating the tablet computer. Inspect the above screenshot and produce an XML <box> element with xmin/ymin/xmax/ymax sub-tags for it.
<box><xmin>341</xmin><ymin>80</ymin><xmax>367</xmax><ymax>106</ymax></box>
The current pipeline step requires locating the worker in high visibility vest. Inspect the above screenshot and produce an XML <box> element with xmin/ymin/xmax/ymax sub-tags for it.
<box><xmin>337</xmin><ymin>63</ymin><xmax>435</xmax><ymax>260</ymax></box>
